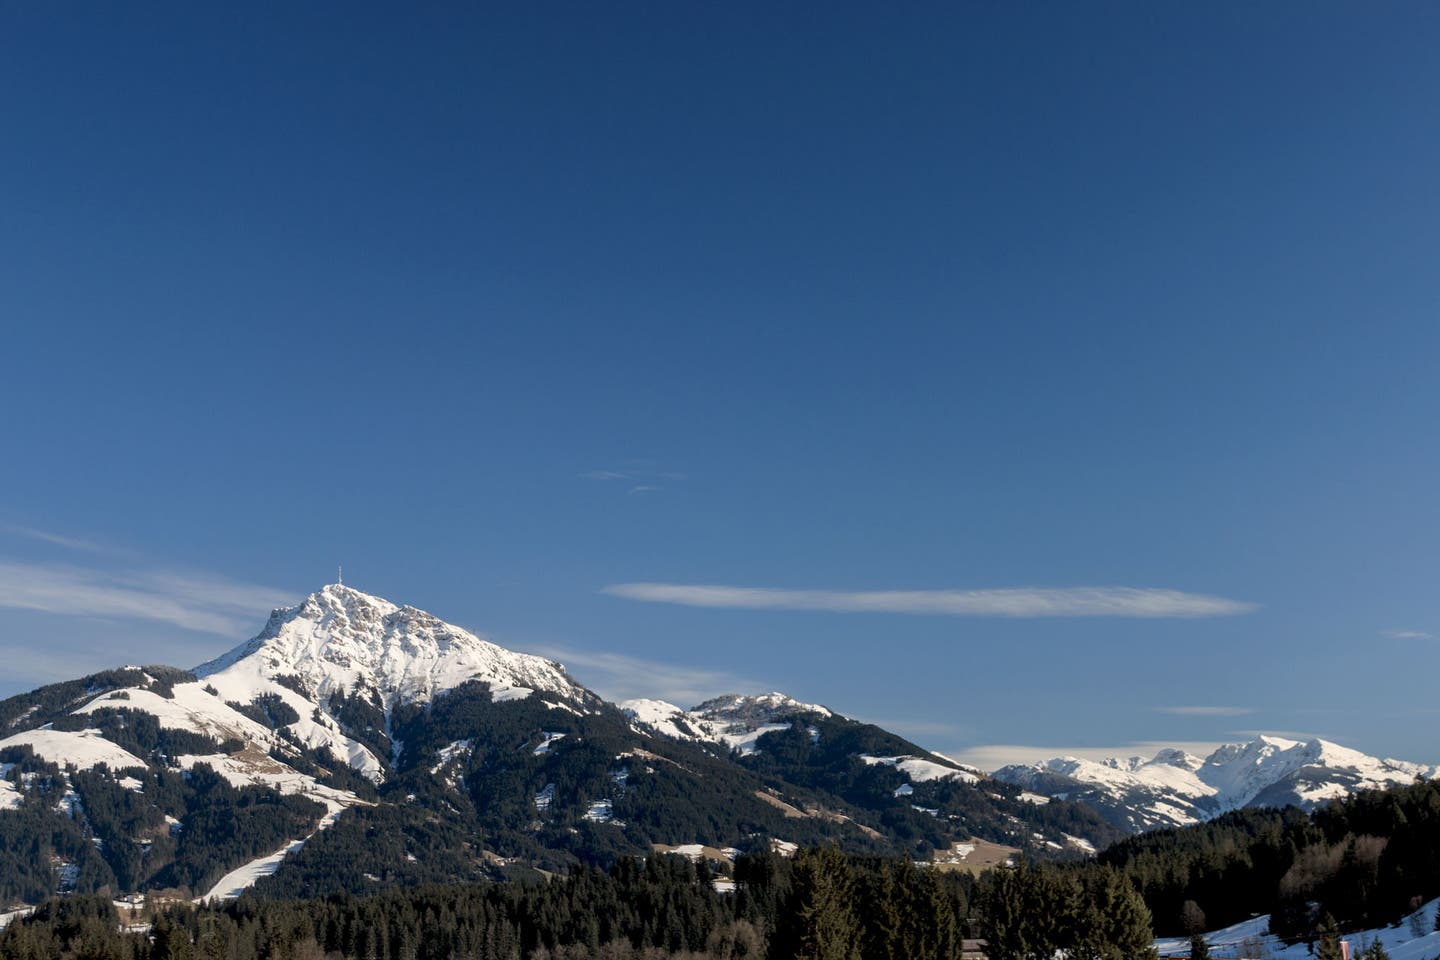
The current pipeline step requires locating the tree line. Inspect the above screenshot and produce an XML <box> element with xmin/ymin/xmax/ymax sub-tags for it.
<box><xmin>0</xmin><ymin>847</ymin><xmax>1160</xmax><ymax>960</ymax></box>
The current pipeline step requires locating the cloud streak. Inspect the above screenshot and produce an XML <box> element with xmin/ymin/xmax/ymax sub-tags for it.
<box><xmin>580</xmin><ymin>466</ymin><xmax>686</xmax><ymax>495</ymax></box>
<box><xmin>0</xmin><ymin>524</ymin><xmax>115</xmax><ymax>555</ymax></box>
<box><xmin>0</xmin><ymin>560</ymin><xmax>295</xmax><ymax>636</ymax></box>
<box><xmin>534</xmin><ymin>645</ymin><xmax>763</xmax><ymax>706</ymax></box>
<box><xmin>602</xmin><ymin>583</ymin><xmax>1257</xmax><ymax>618</ymax></box>
<box><xmin>1155</xmin><ymin>705</ymin><xmax>1255</xmax><ymax>716</ymax></box>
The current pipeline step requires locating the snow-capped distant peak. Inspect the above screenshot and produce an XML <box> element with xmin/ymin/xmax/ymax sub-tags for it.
<box><xmin>994</xmin><ymin>734</ymin><xmax>1440</xmax><ymax>833</ymax></box>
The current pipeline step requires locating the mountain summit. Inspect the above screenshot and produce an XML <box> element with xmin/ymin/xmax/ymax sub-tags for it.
<box><xmin>197</xmin><ymin>583</ymin><xmax>589</xmax><ymax>716</ymax></box>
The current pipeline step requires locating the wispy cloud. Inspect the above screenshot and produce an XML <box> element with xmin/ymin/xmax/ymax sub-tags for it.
<box><xmin>580</xmin><ymin>465</ymin><xmax>686</xmax><ymax>494</ymax></box>
<box><xmin>1225</xmin><ymin>729</ymin><xmax>1328</xmax><ymax>742</ymax></box>
<box><xmin>534</xmin><ymin>645</ymin><xmax>763</xmax><ymax>706</ymax></box>
<box><xmin>1382</xmin><ymin>629</ymin><xmax>1433</xmax><ymax>640</ymax></box>
<box><xmin>852</xmin><ymin>716</ymin><xmax>971</xmax><ymax>740</ymax></box>
<box><xmin>602</xmin><ymin>583</ymin><xmax>1257</xmax><ymax>618</ymax></box>
<box><xmin>953</xmin><ymin>740</ymin><xmax>1228</xmax><ymax>772</ymax></box>
<box><xmin>1155</xmin><ymin>705</ymin><xmax>1255</xmax><ymax>716</ymax></box>
<box><xmin>0</xmin><ymin>560</ymin><xmax>295</xmax><ymax>636</ymax></box>
<box><xmin>0</xmin><ymin>523</ymin><xmax>115</xmax><ymax>555</ymax></box>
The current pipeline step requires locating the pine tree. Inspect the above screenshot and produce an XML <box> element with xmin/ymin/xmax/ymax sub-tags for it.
<box><xmin>858</xmin><ymin>863</ymin><xmax>902</xmax><ymax>960</ymax></box>
<box><xmin>981</xmin><ymin>860</ymin><xmax>1029</xmax><ymax>960</ymax></box>
<box><xmin>771</xmin><ymin>847</ymin><xmax>861</xmax><ymax>960</ymax></box>
<box><xmin>1360</xmin><ymin>938</ymin><xmax>1391</xmax><ymax>960</ymax></box>
<box><xmin>1108</xmin><ymin>875</ymin><xmax>1158</xmax><ymax>960</ymax></box>
<box><xmin>1317</xmin><ymin>913</ymin><xmax>1345</xmax><ymax>960</ymax></box>
<box><xmin>1189</xmin><ymin>933</ymin><xmax>1209</xmax><ymax>960</ymax></box>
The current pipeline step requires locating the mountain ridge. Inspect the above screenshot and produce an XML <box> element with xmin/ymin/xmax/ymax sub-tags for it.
<box><xmin>0</xmin><ymin>583</ymin><xmax>1121</xmax><ymax>907</ymax></box>
<box><xmin>993</xmin><ymin>735</ymin><xmax>1438</xmax><ymax>832</ymax></box>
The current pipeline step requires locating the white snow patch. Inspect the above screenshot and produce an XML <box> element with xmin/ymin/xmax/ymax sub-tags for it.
<box><xmin>666</xmin><ymin>844</ymin><xmax>710</xmax><ymax>860</ymax></box>
<box><xmin>583</xmin><ymin>800</ymin><xmax>614</xmax><ymax>822</ymax></box>
<box><xmin>199</xmin><ymin>807</ymin><xmax>347</xmax><ymax>902</ymax></box>
<box><xmin>173</xmin><ymin>753</ymin><xmax>358</xmax><ymax>816</ymax></box>
<box><xmin>0</xmin><ymin>907</ymin><xmax>35</xmax><ymax>930</ymax></box>
<box><xmin>533</xmin><ymin>732</ymin><xmax>566</xmax><ymax>756</ymax></box>
<box><xmin>0</xmin><ymin>763</ymin><xmax>20</xmax><ymax>811</ymax></box>
<box><xmin>860</xmin><ymin>754</ymin><xmax>980</xmax><ymax>784</ymax></box>
<box><xmin>0</xmin><ymin>728</ymin><xmax>147</xmax><ymax>771</ymax></box>
<box><xmin>1155</xmin><ymin>899</ymin><xmax>1440</xmax><ymax>960</ymax></box>
<box><xmin>429</xmin><ymin>740</ymin><xmax>472</xmax><ymax>775</ymax></box>
<box><xmin>723</xmin><ymin>724</ymin><xmax>790</xmax><ymax>757</ymax></box>
<box><xmin>75</xmin><ymin>683</ymin><xmax>272</xmax><ymax>746</ymax></box>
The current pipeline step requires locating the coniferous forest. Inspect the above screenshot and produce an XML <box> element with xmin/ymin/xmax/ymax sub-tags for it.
<box><xmin>0</xmin><ymin>847</ymin><xmax>1159</xmax><ymax>960</ymax></box>
<box><xmin>13</xmin><ymin>774</ymin><xmax>1440</xmax><ymax>958</ymax></box>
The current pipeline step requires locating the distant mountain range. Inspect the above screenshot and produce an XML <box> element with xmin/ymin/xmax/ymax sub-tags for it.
<box><xmin>0</xmin><ymin>584</ymin><xmax>1116</xmax><ymax>907</ymax></box>
<box><xmin>992</xmin><ymin>737</ymin><xmax>1438</xmax><ymax>832</ymax></box>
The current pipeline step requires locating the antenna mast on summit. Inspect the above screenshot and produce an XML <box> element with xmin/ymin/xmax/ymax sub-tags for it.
<box><xmin>337</xmin><ymin>564</ymin><xmax>343</xmax><ymax>586</ymax></box>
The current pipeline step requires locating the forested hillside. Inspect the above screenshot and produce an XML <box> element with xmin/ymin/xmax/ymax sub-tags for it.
<box><xmin>1101</xmin><ymin>777</ymin><xmax>1440</xmax><ymax>940</ymax></box>
<box><xmin>0</xmin><ymin>847</ymin><xmax>1157</xmax><ymax>960</ymax></box>
<box><xmin>0</xmin><ymin>586</ymin><xmax>1120</xmax><ymax>906</ymax></box>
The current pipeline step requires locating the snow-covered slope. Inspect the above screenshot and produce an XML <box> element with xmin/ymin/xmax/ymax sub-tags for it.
<box><xmin>1156</xmin><ymin>897</ymin><xmax>1440</xmax><ymax>960</ymax></box>
<box><xmin>195</xmin><ymin>584</ymin><xmax>593</xmax><ymax>779</ymax></box>
<box><xmin>994</xmin><ymin>735</ymin><xmax>1438</xmax><ymax>832</ymax></box>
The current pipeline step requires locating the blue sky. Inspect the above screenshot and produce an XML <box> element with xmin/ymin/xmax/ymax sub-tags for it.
<box><xmin>3</xmin><ymin>4</ymin><xmax>1439</xmax><ymax>767</ymax></box>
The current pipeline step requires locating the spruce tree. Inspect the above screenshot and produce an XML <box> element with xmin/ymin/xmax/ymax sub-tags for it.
<box><xmin>981</xmin><ymin>860</ymin><xmax>1029</xmax><ymax>960</ymax></box>
<box><xmin>1189</xmin><ymin>933</ymin><xmax>1209</xmax><ymax>960</ymax></box>
<box><xmin>1361</xmin><ymin>938</ymin><xmax>1391</xmax><ymax>960</ymax></box>
<box><xmin>1108</xmin><ymin>875</ymin><xmax>1158</xmax><ymax>960</ymax></box>
<box><xmin>1317</xmin><ymin>913</ymin><xmax>1345</xmax><ymax>960</ymax></box>
<box><xmin>771</xmin><ymin>847</ymin><xmax>861</xmax><ymax>960</ymax></box>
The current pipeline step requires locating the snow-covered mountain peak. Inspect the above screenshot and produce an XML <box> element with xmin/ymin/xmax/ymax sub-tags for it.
<box><xmin>691</xmin><ymin>692</ymin><xmax>833</xmax><ymax>720</ymax></box>
<box><xmin>196</xmin><ymin>584</ymin><xmax>589</xmax><ymax>716</ymax></box>
<box><xmin>621</xmin><ymin>691</ymin><xmax>835</xmax><ymax>756</ymax></box>
<box><xmin>1150</xmin><ymin>748</ymin><xmax>1204</xmax><ymax>770</ymax></box>
<box><xmin>291</xmin><ymin>583</ymin><xmax>410</xmax><ymax>633</ymax></box>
